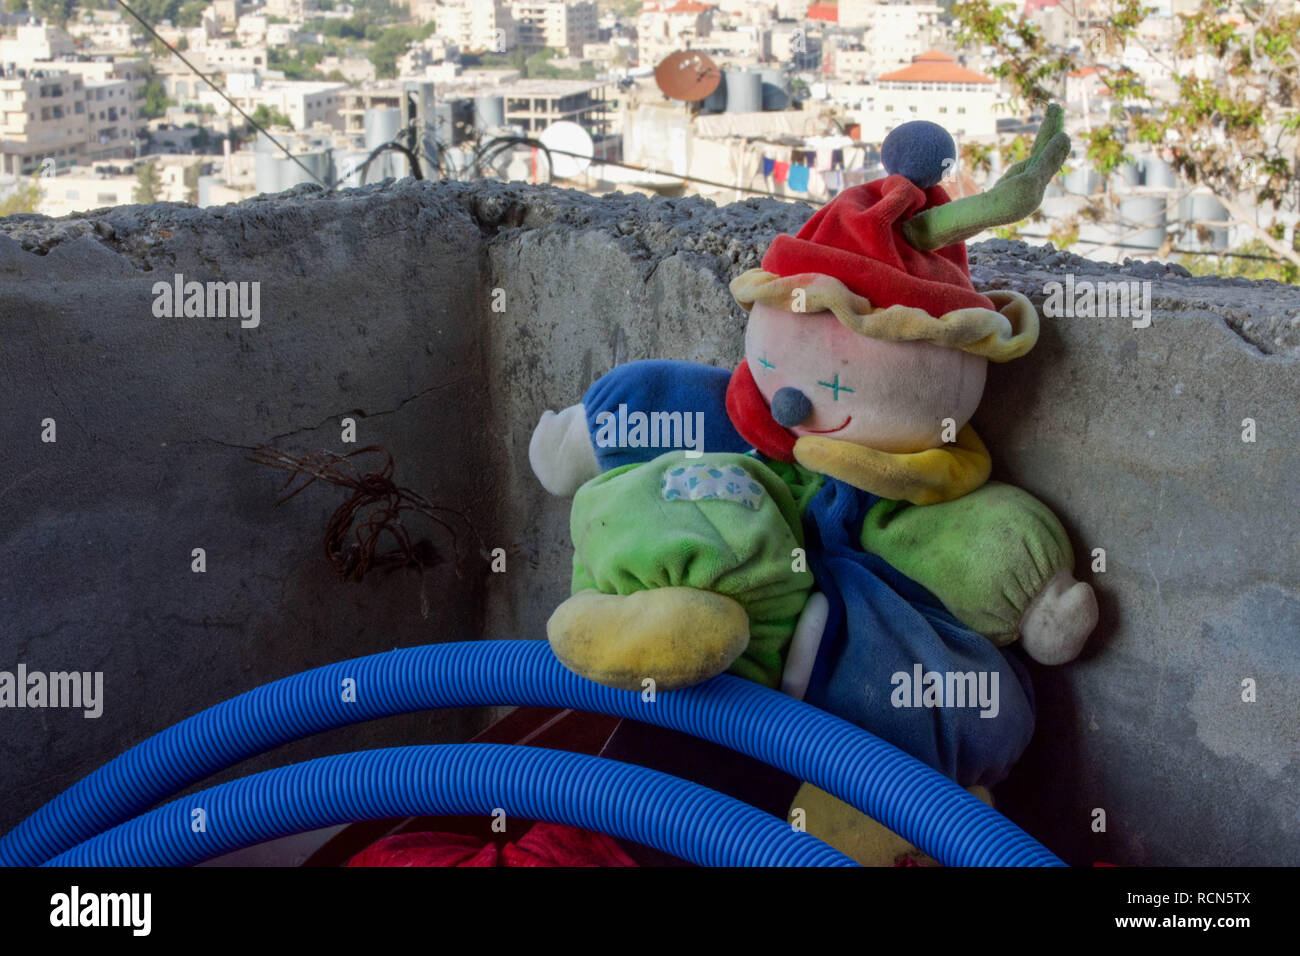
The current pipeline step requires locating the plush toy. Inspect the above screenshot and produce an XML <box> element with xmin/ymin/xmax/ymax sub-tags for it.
<box><xmin>530</xmin><ymin>107</ymin><xmax>1097</xmax><ymax>862</ymax></box>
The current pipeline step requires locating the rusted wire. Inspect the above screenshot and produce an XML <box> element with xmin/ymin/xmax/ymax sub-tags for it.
<box><xmin>247</xmin><ymin>445</ymin><xmax>487</xmax><ymax>614</ymax></box>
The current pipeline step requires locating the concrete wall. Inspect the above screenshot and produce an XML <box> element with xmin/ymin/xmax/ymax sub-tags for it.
<box><xmin>1</xmin><ymin>179</ymin><xmax>1296</xmax><ymax>865</ymax></box>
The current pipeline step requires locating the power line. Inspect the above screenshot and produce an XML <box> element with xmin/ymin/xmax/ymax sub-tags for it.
<box><xmin>115</xmin><ymin>0</ymin><xmax>327</xmax><ymax>188</ymax></box>
<box><xmin>486</xmin><ymin>138</ymin><xmax>831</xmax><ymax>205</ymax></box>
<box><xmin>1012</xmin><ymin>231</ymin><xmax>1292</xmax><ymax>263</ymax></box>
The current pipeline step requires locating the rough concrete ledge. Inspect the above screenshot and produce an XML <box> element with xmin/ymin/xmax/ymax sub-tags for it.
<box><xmin>1</xmin><ymin>179</ymin><xmax>1296</xmax><ymax>865</ymax></box>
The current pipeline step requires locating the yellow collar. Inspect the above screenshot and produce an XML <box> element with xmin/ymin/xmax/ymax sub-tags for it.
<box><xmin>792</xmin><ymin>425</ymin><xmax>991</xmax><ymax>505</ymax></box>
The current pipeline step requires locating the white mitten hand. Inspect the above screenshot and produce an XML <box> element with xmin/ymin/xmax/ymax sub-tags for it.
<box><xmin>528</xmin><ymin>403</ymin><xmax>600</xmax><ymax>497</ymax></box>
<box><xmin>1019</xmin><ymin>569</ymin><xmax>1098</xmax><ymax>665</ymax></box>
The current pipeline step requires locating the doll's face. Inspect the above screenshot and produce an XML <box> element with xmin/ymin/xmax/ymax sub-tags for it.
<box><xmin>744</xmin><ymin>302</ymin><xmax>988</xmax><ymax>453</ymax></box>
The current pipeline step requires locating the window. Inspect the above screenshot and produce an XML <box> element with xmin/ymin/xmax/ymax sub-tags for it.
<box><xmin>957</xmin><ymin>107</ymin><xmax>966</xmax><ymax>114</ymax></box>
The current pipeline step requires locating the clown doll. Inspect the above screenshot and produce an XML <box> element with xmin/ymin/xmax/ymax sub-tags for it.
<box><xmin>530</xmin><ymin>108</ymin><xmax>1098</xmax><ymax>860</ymax></box>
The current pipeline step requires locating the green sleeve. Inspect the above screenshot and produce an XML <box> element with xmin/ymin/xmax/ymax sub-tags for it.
<box><xmin>860</xmin><ymin>481</ymin><xmax>1074</xmax><ymax>643</ymax></box>
<box><xmin>568</xmin><ymin>453</ymin><xmax>815</xmax><ymax>687</ymax></box>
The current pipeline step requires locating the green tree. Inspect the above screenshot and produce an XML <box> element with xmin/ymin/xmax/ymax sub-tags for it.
<box><xmin>249</xmin><ymin>104</ymin><xmax>292</xmax><ymax>129</ymax></box>
<box><xmin>951</xmin><ymin>0</ymin><xmax>1300</xmax><ymax>271</ymax></box>
<box><xmin>176</xmin><ymin>0</ymin><xmax>207</xmax><ymax>27</ymax></box>
<box><xmin>0</xmin><ymin>177</ymin><xmax>42</xmax><ymax>217</ymax></box>
<box><xmin>140</xmin><ymin>76</ymin><xmax>173</xmax><ymax>119</ymax></box>
<box><xmin>134</xmin><ymin>161</ymin><xmax>163</xmax><ymax>204</ymax></box>
<box><xmin>30</xmin><ymin>0</ymin><xmax>74</xmax><ymax>25</ymax></box>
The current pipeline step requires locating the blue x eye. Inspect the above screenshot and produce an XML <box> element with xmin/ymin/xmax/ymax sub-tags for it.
<box><xmin>817</xmin><ymin>372</ymin><xmax>854</xmax><ymax>401</ymax></box>
<box><xmin>756</xmin><ymin>352</ymin><xmax>776</xmax><ymax>371</ymax></box>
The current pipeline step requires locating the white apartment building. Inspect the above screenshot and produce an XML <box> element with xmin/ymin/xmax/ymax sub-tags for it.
<box><xmin>202</xmin><ymin>44</ymin><xmax>270</xmax><ymax>72</ymax></box>
<box><xmin>439</xmin><ymin>0</ymin><xmax>517</xmax><ymax>54</ymax></box>
<box><xmin>319</xmin><ymin>55</ymin><xmax>378</xmax><ymax>84</ymax></box>
<box><xmin>265</xmin><ymin>0</ymin><xmax>318</xmax><ymax>19</ymax></box>
<box><xmin>236</xmin><ymin>15</ymin><xmax>269</xmax><ymax>43</ymax></box>
<box><xmin>638</xmin><ymin>1</ymin><xmax>714</xmax><ymax>65</ymax></box>
<box><xmin>66</xmin><ymin>18</ymin><xmax>136</xmax><ymax>52</ymax></box>
<box><xmin>37</xmin><ymin>156</ymin><xmax>204</xmax><ymax>217</ymax></box>
<box><xmin>700</xmin><ymin>25</ymin><xmax>769</xmax><ymax>61</ymax></box>
<box><xmin>211</xmin><ymin>0</ymin><xmax>246</xmax><ymax>31</ymax></box>
<box><xmin>82</xmin><ymin>76</ymin><xmax>138</xmax><ymax>161</ymax></box>
<box><xmin>409</xmin><ymin>0</ymin><xmax>439</xmax><ymax>26</ymax></box>
<box><xmin>0</xmin><ymin>67</ymin><xmax>88</xmax><ymax>175</ymax></box>
<box><xmin>200</xmin><ymin>78</ymin><xmax>347</xmax><ymax>131</ymax></box>
<box><xmin>0</xmin><ymin>23</ymin><xmax>75</xmax><ymax>63</ymax></box>
<box><xmin>862</xmin><ymin>3</ymin><xmax>945</xmax><ymax>71</ymax></box>
<box><xmin>861</xmin><ymin>50</ymin><xmax>997</xmax><ymax>142</ymax></box>
<box><xmin>512</xmin><ymin>0</ymin><xmax>599</xmax><ymax>56</ymax></box>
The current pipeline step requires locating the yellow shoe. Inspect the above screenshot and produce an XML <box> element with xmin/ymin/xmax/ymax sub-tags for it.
<box><xmin>789</xmin><ymin>782</ymin><xmax>993</xmax><ymax>867</ymax></box>
<box><xmin>547</xmin><ymin>587</ymin><xmax>750</xmax><ymax>692</ymax></box>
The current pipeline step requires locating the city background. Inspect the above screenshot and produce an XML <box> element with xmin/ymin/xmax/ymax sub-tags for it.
<box><xmin>1</xmin><ymin>0</ymin><xmax>1296</xmax><ymax>280</ymax></box>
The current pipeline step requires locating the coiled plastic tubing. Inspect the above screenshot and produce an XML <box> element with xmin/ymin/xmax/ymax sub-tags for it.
<box><xmin>2</xmin><ymin>640</ymin><xmax>1065</xmax><ymax>867</ymax></box>
<box><xmin>44</xmin><ymin>745</ymin><xmax>856</xmax><ymax>867</ymax></box>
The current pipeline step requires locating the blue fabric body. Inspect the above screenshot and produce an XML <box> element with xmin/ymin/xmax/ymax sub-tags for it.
<box><xmin>581</xmin><ymin>359</ymin><xmax>751</xmax><ymax>472</ymax></box>
<box><xmin>578</xmin><ymin>361</ymin><xmax>1036</xmax><ymax>787</ymax></box>
<box><xmin>800</xmin><ymin>479</ymin><xmax>1035</xmax><ymax>788</ymax></box>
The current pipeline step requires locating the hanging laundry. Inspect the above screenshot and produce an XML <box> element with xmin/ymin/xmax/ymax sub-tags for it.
<box><xmin>762</xmin><ymin>156</ymin><xmax>775</xmax><ymax>179</ymax></box>
<box><xmin>787</xmin><ymin>163</ymin><xmax>810</xmax><ymax>192</ymax></box>
<box><xmin>823</xmin><ymin>169</ymin><xmax>843</xmax><ymax>194</ymax></box>
<box><xmin>815</xmin><ymin>147</ymin><xmax>833</xmax><ymax>171</ymax></box>
<box><xmin>773</xmin><ymin>161</ymin><xmax>790</xmax><ymax>185</ymax></box>
<box><xmin>808</xmin><ymin>167</ymin><xmax>827</xmax><ymax>198</ymax></box>
<box><xmin>831</xmin><ymin>148</ymin><xmax>844</xmax><ymax>169</ymax></box>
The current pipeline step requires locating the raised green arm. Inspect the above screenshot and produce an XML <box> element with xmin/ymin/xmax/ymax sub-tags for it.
<box><xmin>902</xmin><ymin>103</ymin><xmax>1071</xmax><ymax>252</ymax></box>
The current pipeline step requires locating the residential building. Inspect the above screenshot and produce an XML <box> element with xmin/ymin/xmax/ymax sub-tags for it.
<box><xmin>638</xmin><ymin>2</ymin><xmax>714</xmax><ymax>66</ymax></box>
<box><xmin>865</xmin><ymin>50</ymin><xmax>998</xmax><ymax>141</ymax></box>
<box><xmin>0</xmin><ymin>23</ymin><xmax>75</xmax><ymax>63</ymax></box>
<box><xmin>199</xmin><ymin>77</ymin><xmax>347</xmax><ymax>131</ymax></box>
<box><xmin>265</xmin><ymin>0</ymin><xmax>318</xmax><ymax>19</ymax></box>
<box><xmin>500</xmin><ymin>78</ymin><xmax>611</xmax><ymax>139</ymax></box>
<box><xmin>511</xmin><ymin>0</ymin><xmax>599</xmax><ymax>56</ymax></box>
<box><xmin>438</xmin><ymin>0</ymin><xmax>517</xmax><ymax>54</ymax></box>
<box><xmin>0</xmin><ymin>66</ymin><xmax>87</xmax><ymax>176</ymax></box>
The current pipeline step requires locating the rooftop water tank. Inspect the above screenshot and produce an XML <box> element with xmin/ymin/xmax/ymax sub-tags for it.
<box><xmin>1119</xmin><ymin>195</ymin><xmax>1167</xmax><ymax>250</ymax></box>
<box><xmin>723</xmin><ymin>69</ymin><xmax>762</xmax><ymax>113</ymax></box>
<box><xmin>474</xmin><ymin>94</ymin><xmax>505</xmax><ymax>132</ymax></box>
<box><xmin>759</xmin><ymin>69</ymin><xmax>789</xmax><ymax>110</ymax></box>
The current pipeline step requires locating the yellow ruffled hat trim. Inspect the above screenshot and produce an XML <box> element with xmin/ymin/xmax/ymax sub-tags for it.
<box><xmin>729</xmin><ymin>269</ymin><xmax>1039</xmax><ymax>362</ymax></box>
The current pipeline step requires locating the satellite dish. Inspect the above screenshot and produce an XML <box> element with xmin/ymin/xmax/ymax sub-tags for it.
<box><xmin>654</xmin><ymin>50</ymin><xmax>722</xmax><ymax>102</ymax></box>
<box><xmin>539</xmin><ymin>121</ymin><xmax>594</xmax><ymax>179</ymax></box>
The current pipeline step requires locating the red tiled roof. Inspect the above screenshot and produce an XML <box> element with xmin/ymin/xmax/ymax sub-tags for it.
<box><xmin>807</xmin><ymin>2</ymin><xmax>839</xmax><ymax>21</ymax></box>
<box><xmin>878</xmin><ymin>51</ymin><xmax>994</xmax><ymax>84</ymax></box>
<box><xmin>665</xmin><ymin>0</ymin><xmax>712</xmax><ymax>12</ymax></box>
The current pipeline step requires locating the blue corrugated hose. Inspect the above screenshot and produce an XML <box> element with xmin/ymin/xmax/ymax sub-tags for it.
<box><xmin>42</xmin><ymin>744</ymin><xmax>856</xmax><ymax>867</ymax></box>
<box><xmin>2</xmin><ymin>640</ymin><xmax>1065</xmax><ymax>867</ymax></box>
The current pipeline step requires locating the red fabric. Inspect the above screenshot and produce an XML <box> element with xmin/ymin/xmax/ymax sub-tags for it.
<box><xmin>725</xmin><ymin>359</ymin><xmax>796</xmax><ymax>462</ymax></box>
<box><xmin>761</xmin><ymin>174</ymin><xmax>995</xmax><ymax>315</ymax></box>
<box><xmin>346</xmin><ymin>831</ymin><xmax>499</xmax><ymax>867</ymax></box>
<box><xmin>346</xmin><ymin>822</ymin><xmax>638</xmax><ymax>868</ymax></box>
<box><xmin>501</xmin><ymin>822</ymin><xmax>638</xmax><ymax>867</ymax></box>
<box><xmin>773</xmin><ymin>161</ymin><xmax>790</xmax><ymax>185</ymax></box>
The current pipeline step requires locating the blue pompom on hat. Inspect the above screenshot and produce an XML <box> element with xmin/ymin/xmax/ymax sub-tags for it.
<box><xmin>881</xmin><ymin>121</ymin><xmax>958</xmax><ymax>189</ymax></box>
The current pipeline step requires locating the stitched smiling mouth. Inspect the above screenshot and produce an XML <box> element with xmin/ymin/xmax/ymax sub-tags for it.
<box><xmin>801</xmin><ymin>416</ymin><xmax>852</xmax><ymax>435</ymax></box>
